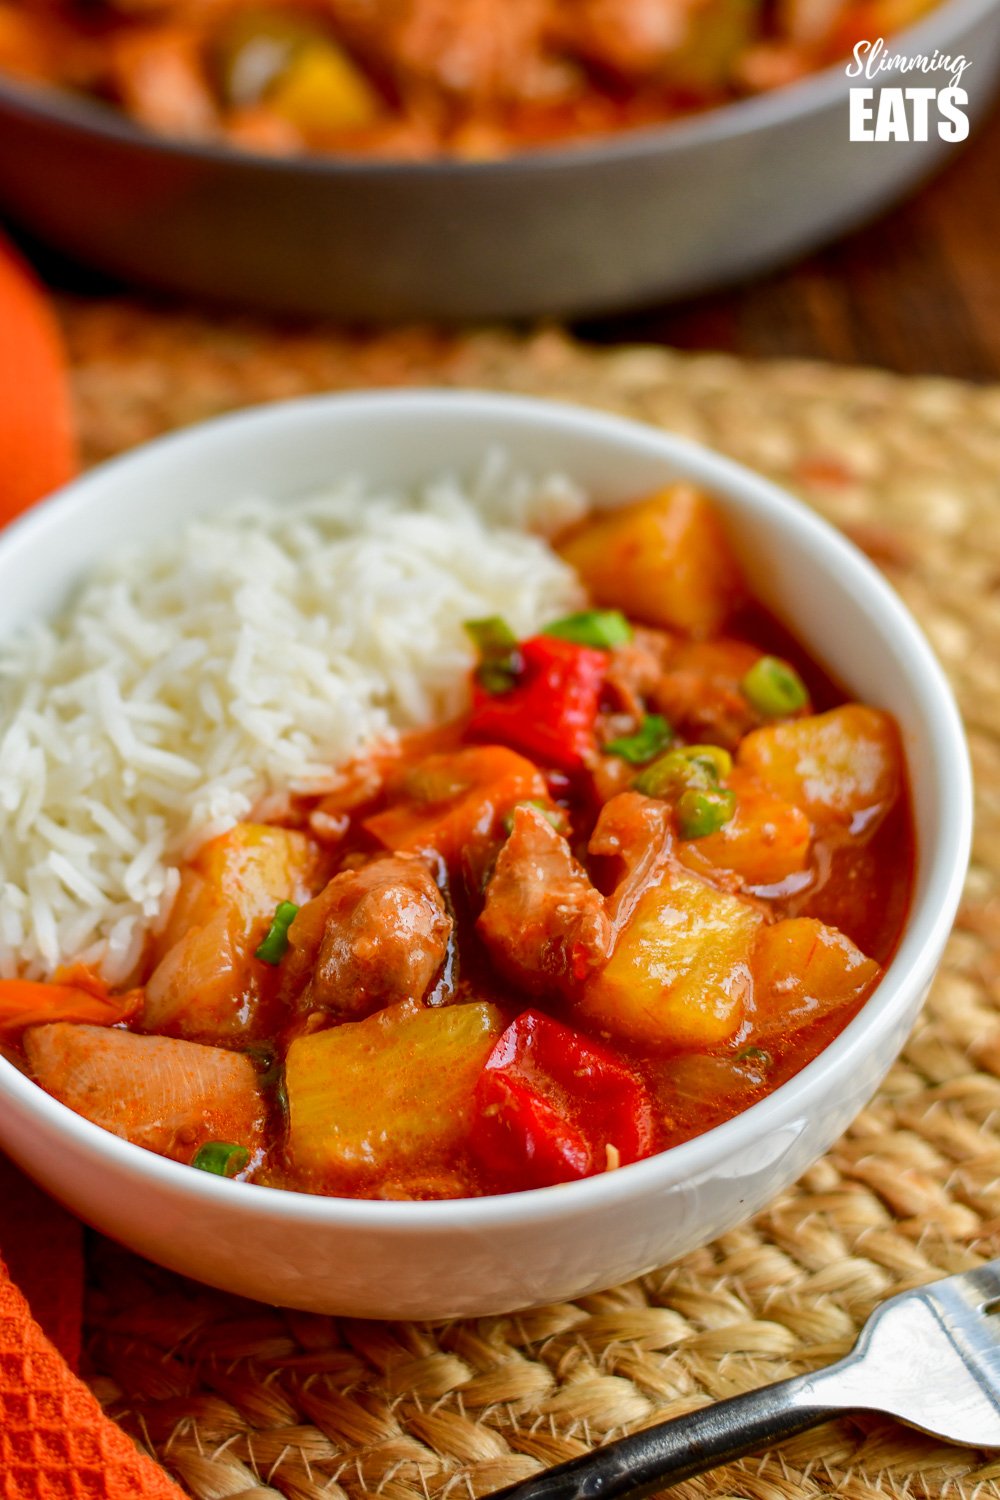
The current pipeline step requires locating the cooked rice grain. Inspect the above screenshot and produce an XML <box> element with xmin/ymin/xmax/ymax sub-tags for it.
<box><xmin>0</xmin><ymin>465</ymin><xmax>585</xmax><ymax>982</ymax></box>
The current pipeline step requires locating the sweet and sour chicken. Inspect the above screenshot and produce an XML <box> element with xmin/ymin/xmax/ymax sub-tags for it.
<box><xmin>0</xmin><ymin>0</ymin><xmax>939</xmax><ymax>157</ymax></box>
<box><xmin>5</xmin><ymin>484</ymin><xmax>913</xmax><ymax>1198</ymax></box>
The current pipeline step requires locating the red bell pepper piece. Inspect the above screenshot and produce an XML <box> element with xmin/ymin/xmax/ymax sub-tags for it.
<box><xmin>470</xmin><ymin>1010</ymin><xmax>654</xmax><ymax>1190</ymax></box>
<box><xmin>467</xmin><ymin>635</ymin><xmax>606</xmax><ymax>773</ymax></box>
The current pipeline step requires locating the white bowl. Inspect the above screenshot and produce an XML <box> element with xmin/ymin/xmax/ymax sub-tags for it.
<box><xmin>0</xmin><ymin>392</ymin><xmax>971</xmax><ymax>1318</ymax></box>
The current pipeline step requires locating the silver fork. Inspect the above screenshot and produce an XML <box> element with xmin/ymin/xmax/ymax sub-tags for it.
<box><xmin>487</xmin><ymin>1259</ymin><xmax>1000</xmax><ymax>1500</ymax></box>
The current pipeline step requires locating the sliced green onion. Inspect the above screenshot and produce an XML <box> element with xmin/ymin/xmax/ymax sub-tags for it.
<box><xmin>676</xmin><ymin>786</ymin><xmax>737</xmax><ymax>839</ymax></box>
<box><xmin>502</xmin><ymin>799</ymin><xmax>565</xmax><ymax>836</ymax></box>
<box><xmin>464</xmin><ymin>615</ymin><xmax>522</xmax><ymax>695</ymax></box>
<box><xmin>476</xmin><ymin>659</ymin><xmax>520</xmax><ymax>695</ymax></box>
<box><xmin>737</xmin><ymin>1045</ymin><xmax>773</xmax><ymax>1067</ymax></box>
<box><xmin>245</xmin><ymin>1042</ymin><xmax>280</xmax><ymax>1087</ymax></box>
<box><xmin>543</xmin><ymin>609</ymin><xmax>632</xmax><ymax>650</ymax></box>
<box><xmin>192</xmin><ymin>1141</ymin><xmax>250</xmax><ymax>1177</ymax></box>
<box><xmin>741</xmin><ymin>656</ymin><xmax>808</xmax><ymax>717</ymax></box>
<box><xmin>634</xmin><ymin>743</ymin><xmax>732</xmax><ymax>798</ymax></box>
<box><xmin>255</xmin><ymin>900</ymin><xmax>299</xmax><ymax>965</ymax></box>
<box><xmin>683</xmin><ymin>745</ymin><xmax>733</xmax><ymax>783</ymax></box>
<box><xmin>246</xmin><ymin>1044</ymin><xmax>291</xmax><ymax>1123</ymax></box>
<box><xmin>604</xmin><ymin>714</ymin><xmax>673</xmax><ymax>765</ymax></box>
<box><xmin>633</xmin><ymin>753</ymin><xmax>682</xmax><ymax>799</ymax></box>
<box><xmin>465</xmin><ymin>615</ymin><xmax>518</xmax><ymax>656</ymax></box>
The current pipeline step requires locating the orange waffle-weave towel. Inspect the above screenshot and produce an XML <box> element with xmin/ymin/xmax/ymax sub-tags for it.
<box><xmin>0</xmin><ymin>236</ymin><xmax>187</xmax><ymax>1499</ymax></box>
<box><xmin>0</xmin><ymin>1158</ymin><xmax>188</xmax><ymax>1499</ymax></box>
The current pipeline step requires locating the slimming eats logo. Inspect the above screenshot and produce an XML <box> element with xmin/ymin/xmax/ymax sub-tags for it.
<box><xmin>847</xmin><ymin>38</ymin><xmax>971</xmax><ymax>141</ymax></box>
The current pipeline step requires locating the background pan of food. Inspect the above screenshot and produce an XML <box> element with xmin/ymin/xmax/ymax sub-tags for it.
<box><xmin>0</xmin><ymin>0</ymin><xmax>958</xmax><ymax>158</ymax></box>
<box><xmin>0</xmin><ymin>0</ymin><xmax>997</xmax><ymax>320</ymax></box>
<box><xmin>0</xmin><ymin>391</ymin><xmax>970</xmax><ymax>1318</ymax></box>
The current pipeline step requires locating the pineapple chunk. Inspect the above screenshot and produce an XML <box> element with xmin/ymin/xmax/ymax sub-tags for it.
<box><xmin>738</xmin><ymin>705</ymin><xmax>902</xmax><ymax>830</ymax></box>
<box><xmin>557</xmin><ymin>485</ymin><xmax>747</xmax><ymax>638</ymax></box>
<box><xmin>145</xmin><ymin>823</ymin><xmax>322</xmax><ymax>1042</ymax></box>
<box><xmin>268</xmin><ymin>40</ymin><xmax>379</xmax><ymax>133</ymax></box>
<box><xmin>751</xmin><ymin>918</ymin><xmax>881</xmax><ymax>1038</ymax></box>
<box><xmin>679</xmin><ymin>766</ymin><xmax>812</xmax><ymax>887</ymax></box>
<box><xmin>578</xmin><ymin>867</ymin><xmax>763</xmax><ymax>1049</ymax></box>
<box><xmin>286</xmin><ymin>1000</ymin><xmax>502</xmax><ymax>1180</ymax></box>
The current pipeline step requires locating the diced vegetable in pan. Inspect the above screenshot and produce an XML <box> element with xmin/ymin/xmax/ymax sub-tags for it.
<box><xmin>0</xmin><ymin>0</ymin><xmax>935</xmax><ymax>158</ymax></box>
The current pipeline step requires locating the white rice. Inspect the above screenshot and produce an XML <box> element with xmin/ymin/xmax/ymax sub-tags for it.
<box><xmin>0</xmin><ymin>460</ymin><xmax>587</xmax><ymax>984</ymax></box>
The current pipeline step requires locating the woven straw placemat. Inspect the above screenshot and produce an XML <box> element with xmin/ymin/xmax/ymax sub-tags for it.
<box><xmin>58</xmin><ymin>300</ymin><xmax>1000</xmax><ymax>1500</ymax></box>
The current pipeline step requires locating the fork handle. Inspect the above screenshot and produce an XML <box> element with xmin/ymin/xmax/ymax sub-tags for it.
<box><xmin>487</xmin><ymin>1373</ymin><xmax>840</xmax><ymax>1500</ymax></box>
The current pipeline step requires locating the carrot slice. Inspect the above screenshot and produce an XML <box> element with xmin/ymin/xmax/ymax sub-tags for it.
<box><xmin>363</xmin><ymin>745</ymin><xmax>546</xmax><ymax>864</ymax></box>
<box><xmin>0</xmin><ymin>234</ymin><xmax>77</xmax><ymax>525</ymax></box>
<box><xmin>0</xmin><ymin>980</ymin><xmax>141</xmax><ymax>1036</ymax></box>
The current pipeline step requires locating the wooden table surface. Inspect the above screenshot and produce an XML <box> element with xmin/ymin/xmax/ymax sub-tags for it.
<box><xmin>581</xmin><ymin>91</ymin><xmax>1000</xmax><ymax>382</ymax></box>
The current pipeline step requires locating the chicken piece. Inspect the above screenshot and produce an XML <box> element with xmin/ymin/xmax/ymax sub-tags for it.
<box><xmin>292</xmin><ymin>854</ymin><xmax>452</xmax><ymax>1018</ymax></box>
<box><xmin>477</xmin><ymin>804</ymin><xmax>612</xmax><ymax>999</ymax></box>
<box><xmin>24</xmin><ymin>1023</ymin><xmax>265</xmax><ymax>1165</ymax></box>
<box><xmin>602</xmin><ymin>633</ymin><xmax>776</xmax><ymax>759</ymax></box>
<box><xmin>649</xmin><ymin>638</ymin><xmax>776</xmax><ymax>750</ymax></box>
<box><xmin>554</xmin><ymin>0</ymin><xmax>697</xmax><ymax>79</ymax></box>
<box><xmin>325</xmin><ymin>0</ymin><xmax>554</xmax><ymax>106</ymax></box>
<box><xmin>556</xmin><ymin>0</ymin><xmax>757</xmax><ymax>90</ymax></box>
<box><xmin>595</xmin><ymin>628</ymin><xmax>674</xmax><ymax>800</ymax></box>
<box><xmin>108</xmin><ymin>25</ymin><xmax>220</xmax><ymax>138</ymax></box>
<box><xmin>603</xmin><ymin>626</ymin><xmax>676</xmax><ymax>718</ymax></box>
<box><xmin>588</xmin><ymin>791</ymin><xmax>673</xmax><ymax>932</ymax></box>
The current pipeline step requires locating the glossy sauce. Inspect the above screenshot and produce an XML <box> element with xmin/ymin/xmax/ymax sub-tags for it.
<box><xmin>10</xmin><ymin>487</ymin><xmax>916</xmax><ymax>1201</ymax></box>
